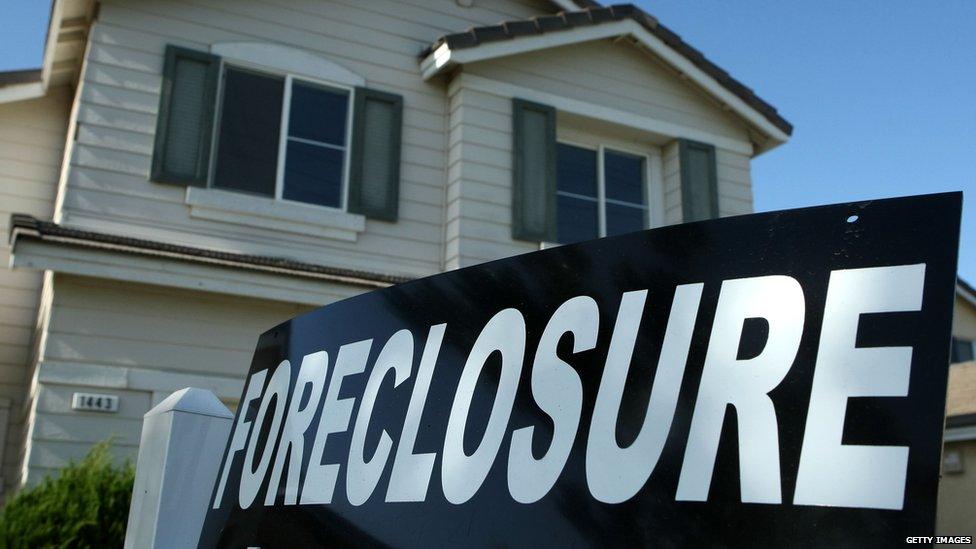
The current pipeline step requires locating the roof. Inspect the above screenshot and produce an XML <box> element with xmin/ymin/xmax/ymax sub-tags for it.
<box><xmin>9</xmin><ymin>214</ymin><xmax>411</xmax><ymax>289</ymax></box>
<box><xmin>959</xmin><ymin>276</ymin><xmax>976</xmax><ymax>305</ymax></box>
<box><xmin>0</xmin><ymin>69</ymin><xmax>42</xmax><ymax>88</ymax></box>
<box><xmin>421</xmin><ymin>3</ymin><xmax>792</xmax><ymax>137</ymax></box>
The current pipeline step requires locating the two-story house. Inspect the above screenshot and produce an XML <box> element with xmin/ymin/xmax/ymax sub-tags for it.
<box><xmin>0</xmin><ymin>0</ymin><xmax>792</xmax><ymax>498</ymax></box>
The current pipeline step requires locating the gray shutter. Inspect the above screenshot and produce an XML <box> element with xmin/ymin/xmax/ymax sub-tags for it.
<box><xmin>679</xmin><ymin>139</ymin><xmax>719</xmax><ymax>222</ymax></box>
<box><xmin>151</xmin><ymin>45</ymin><xmax>220</xmax><ymax>186</ymax></box>
<box><xmin>348</xmin><ymin>87</ymin><xmax>403</xmax><ymax>221</ymax></box>
<box><xmin>512</xmin><ymin>98</ymin><xmax>556</xmax><ymax>242</ymax></box>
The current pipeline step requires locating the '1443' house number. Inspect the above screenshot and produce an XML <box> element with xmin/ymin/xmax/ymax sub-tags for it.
<box><xmin>71</xmin><ymin>392</ymin><xmax>119</xmax><ymax>413</ymax></box>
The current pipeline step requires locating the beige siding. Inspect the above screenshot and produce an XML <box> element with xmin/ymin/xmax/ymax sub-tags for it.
<box><xmin>953</xmin><ymin>294</ymin><xmax>976</xmax><ymax>341</ymax></box>
<box><xmin>663</xmin><ymin>141</ymin><xmax>682</xmax><ymax>224</ymax></box>
<box><xmin>466</xmin><ymin>39</ymin><xmax>753</xmax><ymax>143</ymax></box>
<box><xmin>446</xmin><ymin>87</ymin><xmax>536</xmax><ymax>269</ymax></box>
<box><xmin>946</xmin><ymin>361</ymin><xmax>976</xmax><ymax>417</ymax></box>
<box><xmin>23</xmin><ymin>274</ymin><xmax>313</xmax><ymax>483</ymax></box>
<box><xmin>938</xmin><ymin>440</ymin><xmax>976</xmax><ymax>535</ymax></box>
<box><xmin>0</xmin><ymin>88</ymin><xmax>71</xmax><ymax>497</ymax></box>
<box><xmin>716</xmin><ymin>148</ymin><xmax>754</xmax><ymax>217</ymax></box>
<box><xmin>59</xmin><ymin>0</ymin><xmax>555</xmax><ymax>280</ymax></box>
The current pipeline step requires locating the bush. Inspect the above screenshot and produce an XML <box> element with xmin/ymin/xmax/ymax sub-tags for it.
<box><xmin>0</xmin><ymin>440</ymin><xmax>134</xmax><ymax>548</ymax></box>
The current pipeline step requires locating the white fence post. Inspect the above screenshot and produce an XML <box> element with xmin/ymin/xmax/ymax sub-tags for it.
<box><xmin>125</xmin><ymin>388</ymin><xmax>233</xmax><ymax>548</ymax></box>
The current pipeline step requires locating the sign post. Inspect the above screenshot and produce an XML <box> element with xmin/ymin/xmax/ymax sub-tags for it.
<box><xmin>200</xmin><ymin>193</ymin><xmax>962</xmax><ymax>547</ymax></box>
<box><xmin>126</xmin><ymin>388</ymin><xmax>233</xmax><ymax>549</ymax></box>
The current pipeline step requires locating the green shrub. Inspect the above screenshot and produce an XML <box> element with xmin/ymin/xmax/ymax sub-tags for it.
<box><xmin>0</xmin><ymin>440</ymin><xmax>134</xmax><ymax>548</ymax></box>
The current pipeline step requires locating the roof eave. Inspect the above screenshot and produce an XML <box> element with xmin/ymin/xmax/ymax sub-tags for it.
<box><xmin>958</xmin><ymin>278</ymin><xmax>976</xmax><ymax>307</ymax></box>
<box><xmin>8</xmin><ymin>214</ymin><xmax>411</xmax><ymax>289</ymax></box>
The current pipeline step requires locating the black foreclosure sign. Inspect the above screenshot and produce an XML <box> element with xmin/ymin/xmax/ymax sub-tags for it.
<box><xmin>200</xmin><ymin>193</ymin><xmax>962</xmax><ymax>548</ymax></box>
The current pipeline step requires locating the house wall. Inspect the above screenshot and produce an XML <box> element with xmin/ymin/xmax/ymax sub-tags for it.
<box><xmin>463</xmin><ymin>39</ymin><xmax>755</xmax><ymax>219</ymax></box>
<box><xmin>466</xmin><ymin>39</ymin><xmax>753</xmax><ymax>143</ymax></box>
<box><xmin>21</xmin><ymin>274</ymin><xmax>315</xmax><ymax>484</ymax></box>
<box><xmin>11</xmin><ymin>0</ymin><xmax>775</xmax><ymax>493</ymax></box>
<box><xmin>662</xmin><ymin>141</ymin><xmax>682</xmax><ymax>225</ymax></box>
<box><xmin>937</xmin><ymin>440</ymin><xmax>976</xmax><ymax>536</ymax></box>
<box><xmin>445</xmin><ymin>86</ymin><xmax>538</xmax><ymax>269</ymax></box>
<box><xmin>59</xmin><ymin>0</ymin><xmax>555</xmax><ymax>281</ymax></box>
<box><xmin>444</xmin><ymin>38</ymin><xmax>755</xmax><ymax>268</ymax></box>
<box><xmin>953</xmin><ymin>294</ymin><xmax>976</xmax><ymax>342</ymax></box>
<box><xmin>0</xmin><ymin>87</ymin><xmax>71</xmax><ymax>497</ymax></box>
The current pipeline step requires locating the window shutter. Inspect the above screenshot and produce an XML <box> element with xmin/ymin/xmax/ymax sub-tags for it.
<box><xmin>512</xmin><ymin>98</ymin><xmax>557</xmax><ymax>242</ymax></box>
<box><xmin>348</xmin><ymin>87</ymin><xmax>403</xmax><ymax>221</ymax></box>
<box><xmin>679</xmin><ymin>139</ymin><xmax>719</xmax><ymax>222</ymax></box>
<box><xmin>151</xmin><ymin>45</ymin><xmax>220</xmax><ymax>186</ymax></box>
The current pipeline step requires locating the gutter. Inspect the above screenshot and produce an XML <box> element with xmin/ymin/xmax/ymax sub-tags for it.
<box><xmin>8</xmin><ymin>214</ymin><xmax>412</xmax><ymax>290</ymax></box>
<box><xmin>945</xmin><ymin>413</ymin><xmax>976</xmax><ymax>443</ymax></box>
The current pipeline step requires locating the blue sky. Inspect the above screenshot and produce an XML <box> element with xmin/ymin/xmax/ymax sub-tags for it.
<box><xmin>1</xmin><ymin>1</ymin><xmax>974</xmax><ymax>280</ymax></box>
<box><xmin>638</xmin><ymin>1</ymin><xmax>975</xmax><ymax>281</ymax></box>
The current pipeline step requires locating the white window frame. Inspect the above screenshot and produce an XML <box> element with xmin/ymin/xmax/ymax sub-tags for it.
<box><xmin>551</xmin><ymin>140</ymin><xmax>654</xmax><ymax>244</ymax></box>
<box><xmin>273</xmin><ymin>73</ymin><xmax>355</xmax><ymax>211</ymax></box>
<box><xmin>209</xmin><ymin>60</ymin><xmax>356</xmax><ymax>213</ymax></box>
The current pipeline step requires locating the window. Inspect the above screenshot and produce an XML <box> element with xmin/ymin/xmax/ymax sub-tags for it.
<box><xmin>213</xmin><ymin>67</ymin><xmax>351</xmax><ymax>209</ymax></box>
<box><xmin>951</xmin><ymin>337</ymin><xmax>975</xmax><ymax>363</ymax></box>
<box><xmin>152</xmin><ymin>44</ymin><xmax>404</xmax><ymax>223</ymax></box>
<box><xmin>555</xmin><ymin>143</ymin><xmax>648</xmax><ymax>244</ymax></box>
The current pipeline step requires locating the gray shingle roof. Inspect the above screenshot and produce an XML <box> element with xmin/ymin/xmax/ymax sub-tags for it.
<box><xmin>423</xmin><ymin>4</ymin><xmax>792</xmax><ymax>136</ymax></box>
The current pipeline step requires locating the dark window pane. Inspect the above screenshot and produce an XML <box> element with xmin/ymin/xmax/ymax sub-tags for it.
<box><xmin>557</xmin><ymin>143</ymin><xmax>597</xmax><ymax>197</ymax></box>
<box><xmin>214</xmin><ymin>68</ymin><xmax>283</xmax><ymax>196</ymax></box>
<box><xmin>952</xmin><ymin>337</ymin><xmax>975</xmax><ymax>363</ymax></box>
<box><xmin>283</xmin><ymin>141</ymin><xmax>343</xmax><ymax>207</ymax></box>
<box><xmin>289</xmin><ymin>82</ymin><xmax>348</xmax><ymax>146</ymax></box>
<box><xmin>605</xmin><ymin>203</ymin><xmax>646</xmax><ymax>237</ymax></box>
<box><xmin>605</xmin><ymin>150</ymin><xmax>645</xmax><ymax>204</ymax></box>
<box><xmin>557</xmin><ymin>195</ymin><xmax>598</xmax><ymax>244</ymax></box>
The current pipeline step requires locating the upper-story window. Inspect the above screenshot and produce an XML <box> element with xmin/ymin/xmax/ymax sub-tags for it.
<box><xmin>555</xmin><ymin>143</ymin><xmax>649</xmax><ymax>244</ymax></box>
<box><xmin>213</xmin><ymin>68</ymin><xmax>352</xmax><ymax>209</ymax></box>
<box><xmin>952</xmin><ymin>337</ymin><xmax>975</xmax><ymax>363</ymax></box>
<box><xmin>151</xmin><ymin>44</ymin><xmax>403</xmax><ymax>223</ymax></box>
